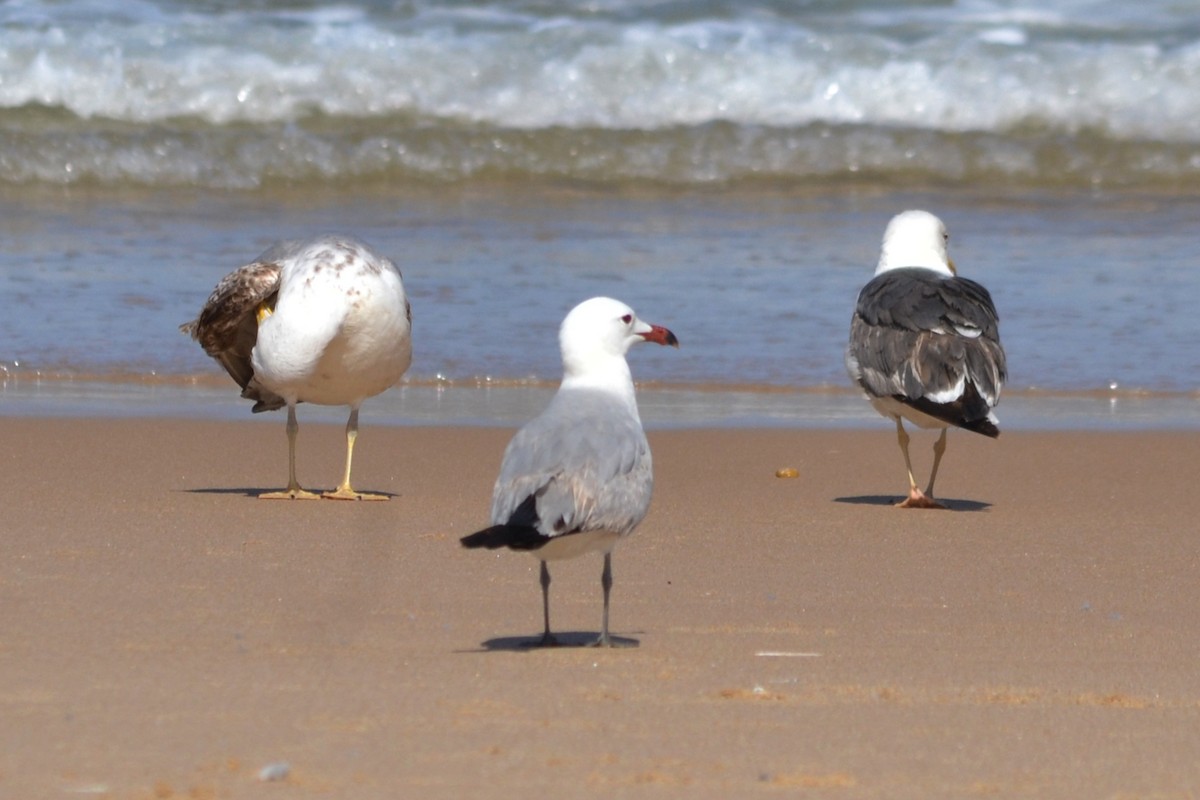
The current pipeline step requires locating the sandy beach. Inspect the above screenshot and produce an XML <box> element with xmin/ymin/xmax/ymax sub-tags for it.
<box><xmin>6</xmin><ymin>1</ymin><xmax>1200</xmax><ymax>796</ymax></box>
<box><xmin>2</xmin><ymin>416</ymin><xmax>1198</xmax><ymax>798</ymax></box>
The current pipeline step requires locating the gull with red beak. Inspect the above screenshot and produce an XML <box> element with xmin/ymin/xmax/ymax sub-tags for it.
<box><xmin>462</xmin><ymin>296</ymin><xmax>679</xmax><ymax>647</ymax></box>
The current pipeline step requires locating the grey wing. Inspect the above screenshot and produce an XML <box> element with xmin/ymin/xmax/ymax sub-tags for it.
<box><xmin>491</xmin><ymin>393</ymin><xmax>653</xmax><ymax>538</ymax></box>
<box><xmin>180</xmin><ymin>259</ymin><xmax>285</xmax><ymax>411</ymax></box>
<box><xmin>847</xmin><ymin>270</ymin><xmax>1006</xmax><ymax>407</ymax></box>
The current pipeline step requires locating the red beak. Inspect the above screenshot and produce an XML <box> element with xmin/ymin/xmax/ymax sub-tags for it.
<box><xmin>640</xmin><ymin>324</ymin><xmax>680</xmax><ymax>348</ymax></box>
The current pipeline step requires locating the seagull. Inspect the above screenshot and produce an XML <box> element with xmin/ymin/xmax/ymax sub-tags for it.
<box><xmin>461</xmin><ymin>297</ymin><xmax>679</xmax><ymax>647</ymax></box>
<box><xmin>845</xmin><ymin>210</ymin><xmax>1007</xmax><ymax>509</ymax></box>
<box><xmin>181</xmin><ymin>235</ymin><xmax>412</xmax><ymax>500</ymax></box>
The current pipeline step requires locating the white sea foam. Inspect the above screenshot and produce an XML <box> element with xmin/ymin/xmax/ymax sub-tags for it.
<box><xmin>0</xmin><ymin>0</ymin><xmax>1198</xmax><ymax>187</ymax></box>
<box><xmin>0</xmin><ymin>0</ymin><xmax>1195</xmax><ymax>134</ymax></box>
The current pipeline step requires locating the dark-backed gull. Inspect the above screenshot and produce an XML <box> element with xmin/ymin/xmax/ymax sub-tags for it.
<box><xmin>846</xmin><ymin>210</ymin><xmax>1006</xmax><ymax>509</ymax></box>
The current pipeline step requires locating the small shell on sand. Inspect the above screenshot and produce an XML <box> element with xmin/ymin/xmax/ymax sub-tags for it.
<box><xmin>258</xmin><ymin>763</ymin><xmax>291</xmax><ymax>782</ymax></box>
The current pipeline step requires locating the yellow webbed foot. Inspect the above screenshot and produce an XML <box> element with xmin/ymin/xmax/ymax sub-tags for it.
<box><xmin>259</xmin><ymin>487</ymin><xmax>321</xmax><ymax>500</ymax></box>
<box><xmin>321</xmin><ymin>487</ymin><xmax>389</xmax><ymax>501</ymax></box>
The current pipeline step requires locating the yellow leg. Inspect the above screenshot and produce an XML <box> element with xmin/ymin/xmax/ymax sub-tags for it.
<box><xmin>896</xmin><ymin>418</ymin><xmax>919</xmax><ymax>495</ymax></box>
<box><xmin>260</xmin><ymin>405</ymin><xmax>320</xmax><ymax>500</ymax></box>
<box><xmin>894</xmin><ymin>418</ymin><xmax>945</xmax><ymax>509</ymax></box>
<box><xmin>925</xmin><ymin>428</ymin><xmax>949</xmax><ymax>498</ymax></box>
<box><xmin>323</xmin><ymin>407</ymin><xmax>388</xmax><ymax>501</ymax></box>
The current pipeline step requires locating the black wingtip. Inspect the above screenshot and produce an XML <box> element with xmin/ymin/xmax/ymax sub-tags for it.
<box><xmin>461</xmin><ymin>523</ymin><xmax>549</xmax><ymax>552</ymax></box>
<box><xmin>463</xmin><ymin>496</ymin><xmax>553</xmax><ymax>551</ymax></box>
<box><xmin>460</xmin><ymin>526</ymin><xmax>510</xmax><ymax>549</ymax></box>
<box><xmin>961</xmin><ymin>417</ymin><xmax>1000</xmax><ymax>439</ymax></box>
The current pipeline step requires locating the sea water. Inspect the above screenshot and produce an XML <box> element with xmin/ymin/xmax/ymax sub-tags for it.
<box><xmin>1</xmin><ymin>0</ymin><xmax>1197</xmax><ymax>427</ymax></box>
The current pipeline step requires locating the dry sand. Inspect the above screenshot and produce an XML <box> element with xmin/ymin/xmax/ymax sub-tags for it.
<box><xmin>2</xmin><ymin>417</ymin><xmax>1199</xmax><ymax>799</ymax></box>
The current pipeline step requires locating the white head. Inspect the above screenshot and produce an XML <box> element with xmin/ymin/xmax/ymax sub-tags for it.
<box><xmin>559</xmin><ymin>296</ymin><xmax>678</xmax><ymax>381</ymax></box>
<box><xmin>876</xmin><ymin>210</ymin><xmax>955</xmax><ymax>276</ymax></box>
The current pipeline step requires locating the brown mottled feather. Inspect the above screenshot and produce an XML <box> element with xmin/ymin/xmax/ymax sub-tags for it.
<box><xmin>179</xmin><ymin>259</ymin><xmax>287</xmax><ymax>412</ymax></box>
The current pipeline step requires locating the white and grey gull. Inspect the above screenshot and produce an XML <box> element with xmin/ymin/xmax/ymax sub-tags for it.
<box><xmin>461</xmin><ymin>296</ymin><xmax>679</xmax><ymax>647</ymax></box>
<box><xmin>845</xmin><ymin>210</ymin><xmax>1007</xmax><ymax>509</ymax></box>
<box><xmin>181</xmin><ymin>235</ymin><xmax>412</xmax><ymax>500</ymax></box>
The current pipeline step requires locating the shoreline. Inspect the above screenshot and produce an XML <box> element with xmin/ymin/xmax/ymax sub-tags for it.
<box><xmin>3</xmin><ymin>418</ymin><xmax>1199</xmax><ymax>798</ymax></box>
<box><xmin>3</xmin><ymin>377</ymin><xmax>1199</xmax><ymax>431</ymax></box>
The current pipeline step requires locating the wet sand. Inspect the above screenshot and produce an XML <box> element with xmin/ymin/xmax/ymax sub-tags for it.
<box><xmin>2</xmin><ymin>417</ymin><xmax>1199</xmax><ymax>798</ymax></box>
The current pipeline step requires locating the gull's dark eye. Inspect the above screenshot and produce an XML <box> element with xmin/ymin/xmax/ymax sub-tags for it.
<box><xmin>621</xmin><ymin>314</ymin><xmax>633</xmax><ymax>324</ymax></box>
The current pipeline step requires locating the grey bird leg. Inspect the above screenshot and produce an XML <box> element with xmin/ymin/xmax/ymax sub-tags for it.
<box><xmin>590</xmin><ymin>552</ymin><xmax>630</xmax><ymax>648</ymax></box>
<box><xmin>534</xmin><ymin>560</ymin><xmax>559</xmax><ymax>647</ymax></box>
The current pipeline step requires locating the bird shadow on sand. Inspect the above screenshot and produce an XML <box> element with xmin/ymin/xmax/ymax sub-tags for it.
<box><xmin>468</xmin><ymin>632</ymin><xmax>641</xmax><ymax>652</ymax></box>
<box><xmin>834</xmin><ymin>495</ymin><xmax>992</xmax><ymax>512</ymax></box>
<box><xmin>182</xmin><ymin>487</ymin><xmax>399</xmax><ymax>500</ymax></box>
